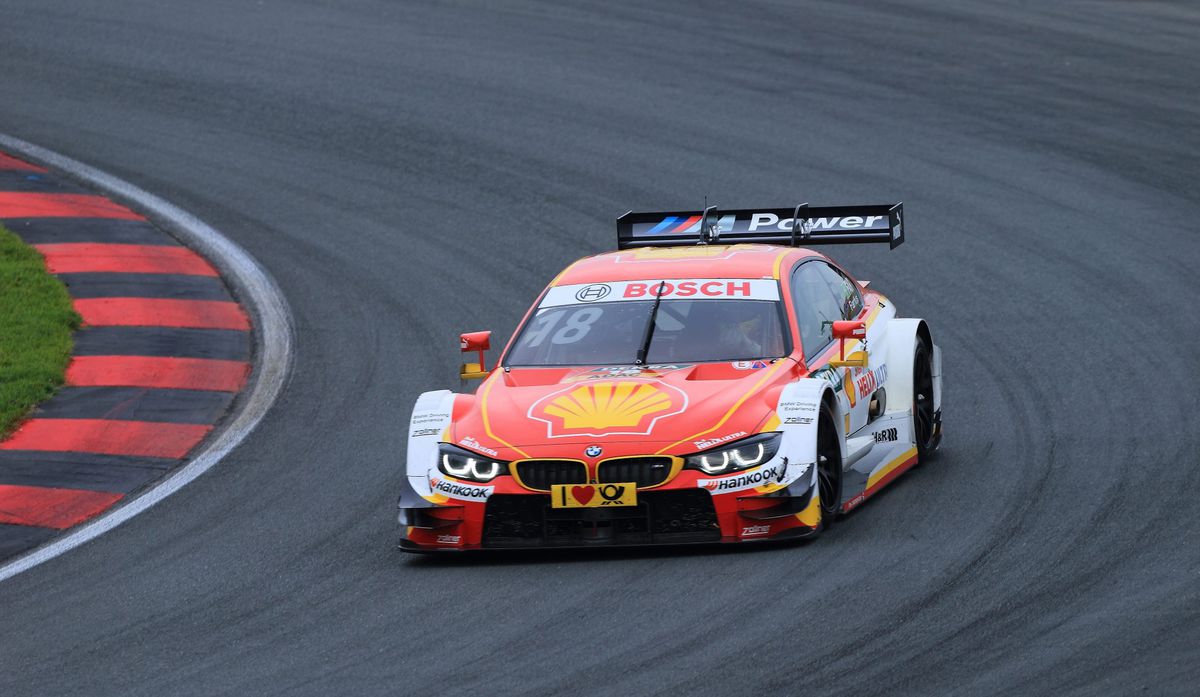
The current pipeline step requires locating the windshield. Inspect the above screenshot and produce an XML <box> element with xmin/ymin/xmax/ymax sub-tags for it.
<box><xmin>505</xmin><ymin>279</ymin><xmax>788</xmax><ymax>367</ymax></box>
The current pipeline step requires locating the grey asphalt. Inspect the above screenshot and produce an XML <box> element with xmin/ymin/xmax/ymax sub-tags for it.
<box><xmin>1</xmin><ymin>1</ymin><xmax>1198</xmax><ymax>695</ymax></box>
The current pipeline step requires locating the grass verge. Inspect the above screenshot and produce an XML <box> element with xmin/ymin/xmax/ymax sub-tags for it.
<box><xmin>0</xmin><ymin>223</ymin><xmax>80</xmax><ymax>438</ymax></box>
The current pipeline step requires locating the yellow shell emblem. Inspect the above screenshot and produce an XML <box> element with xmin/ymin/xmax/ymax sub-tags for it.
<box><xmin>531</xmin><ymin>380</ymin><xmax>685</xmax><ymax>436</ymax></box>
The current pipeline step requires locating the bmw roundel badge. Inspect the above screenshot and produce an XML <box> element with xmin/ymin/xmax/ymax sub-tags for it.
<box><xmin>585</xmin><ymin>445</ymin><xmax>603</xmax><ymax>458</ymax></box>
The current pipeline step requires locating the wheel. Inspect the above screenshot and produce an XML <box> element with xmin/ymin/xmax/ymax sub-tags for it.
<box><xmin>816</xmin><ymin>401</ymin><xmax>843</xmax><ymax>527</ymax></box>
<box><xmin>913</xmin><ymin>335</ymin><xmax>941</xmax><ymax>460</ymax></box>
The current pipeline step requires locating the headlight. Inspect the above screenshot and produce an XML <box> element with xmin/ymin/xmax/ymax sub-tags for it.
<box><xmin>437</xmin><ymin>443</ymin><xmax>508</xmax><ymax>482</ymax></box>
<box><xmin>684</xmin><ymin>433</ymin><xmax>781</xmax><ymax>475</ymax></box>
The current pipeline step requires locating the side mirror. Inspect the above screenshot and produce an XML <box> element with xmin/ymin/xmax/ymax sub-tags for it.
<box><xmin>828</xmin><ymin>320</ymin><xmax>868</xmax><ymax>368</ymax></box>
<box><xmin>459</xmin><ymin>331</ymin><xmax>492</xmax><ymax>380</ymax></box>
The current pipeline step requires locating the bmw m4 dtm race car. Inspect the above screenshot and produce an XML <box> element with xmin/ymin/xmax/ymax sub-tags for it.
<box><xmin>398</xmin><ymin>202</ymin><xmax>943</xmax><ymax>551</ymax></box>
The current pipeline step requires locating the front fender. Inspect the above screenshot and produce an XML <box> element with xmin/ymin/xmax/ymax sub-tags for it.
<box><xmin>400</xmin><ymin>389</ymin><xmax>457</xmax><ymax>508</ymax></box>
<box><xmin>774</xmin><ymin>377</ymin><xmax>841</xmax><ymax>494</ymax></box>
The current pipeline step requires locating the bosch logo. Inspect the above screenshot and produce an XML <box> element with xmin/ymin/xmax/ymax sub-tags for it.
<box><xmin>575</xmin><ymin>284</ymin><xmax>612</xmax><ymax>302</ymax></box>
<box><xmin>585</xmin><ymin>445</ymin><xmax>603</xmax><ymax>458</ymax></box>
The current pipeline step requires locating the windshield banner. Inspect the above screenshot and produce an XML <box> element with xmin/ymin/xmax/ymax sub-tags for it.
<box><xmin>541</xmin><ymin>279</ymin><xmax>780</xmax><ymax>308</ymax></box>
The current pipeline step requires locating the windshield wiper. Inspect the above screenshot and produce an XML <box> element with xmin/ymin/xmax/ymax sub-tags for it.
<box><xmin>635</xmin><ymin>281</ymin><xmax>667</xmax><ymax>365</ymax></box>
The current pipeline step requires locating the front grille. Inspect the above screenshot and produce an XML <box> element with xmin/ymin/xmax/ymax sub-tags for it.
<box><xmin>482</xmin><ymin>489</ymin><xmax>721</xmax><ymax>548</ymax></box>
<box><xmin>597</xmin><ymin>457</ymin><xmax>675</xmax><ymax>488</ymax></box>
<box><xmin>512</xmin><ymin>460</ymin><xmax>587</xmax><ymax>491</ymax></box>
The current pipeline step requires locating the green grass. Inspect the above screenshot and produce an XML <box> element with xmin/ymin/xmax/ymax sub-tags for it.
<box><xmin>0</xmin><ymin>224</ymin><xmax>80</xmax><ymax>438</ymax></box>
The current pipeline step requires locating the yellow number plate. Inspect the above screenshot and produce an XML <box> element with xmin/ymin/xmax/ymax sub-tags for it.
<box><xmin>550</xmin><ymin>482</ymin><xmax>638</xmax><ymax>508</ymax></box>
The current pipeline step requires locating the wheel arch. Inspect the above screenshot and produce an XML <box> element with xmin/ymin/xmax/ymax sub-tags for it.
<box><xmin>916</xmin><ymin>320</ymin><xmax>933</xmax><ymax>360</ymax></box>
<box><xmin>914</xmin><ymin>320</ymin><xmax>942</xmax><ymax>417</ymax></box>
<box><xmin>882</xmin><ymin>318</ymin><xmax>928</xmax><ymax>415</ymax></box>
<box><xmin>774</xmin><ymin>375</ymin><xmax>847</xmax><ymax>467</ymax></box>
<box><xmin>820</xmin><ymin>386</ymin><xmax>845</xmax><ymax>458</ymax></box>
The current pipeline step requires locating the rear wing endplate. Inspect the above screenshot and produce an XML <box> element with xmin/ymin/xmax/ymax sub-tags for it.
<box><xmin>617</xmin><ymin>203</ymin><xmax>904</xmax><ymax>250</ymax></box>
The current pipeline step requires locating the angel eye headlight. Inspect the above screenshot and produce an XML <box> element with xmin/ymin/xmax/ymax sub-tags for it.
<box><xmin>437</xmin><ymin>444</ymin><xmax>508</xmax><ymax>482</ymax></box>
<box><xmin>684</xmin><ymin>433</ymin><xmax>781</xmax><ymax>475</ymax></box>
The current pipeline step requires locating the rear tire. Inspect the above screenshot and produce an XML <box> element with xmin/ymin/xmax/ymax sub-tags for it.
<box><xmin>913</xmin><ymin>336</ymin><xmax>941</xmax><ymax>460</ymax></box>
<box><xmin>816</xmin><ymin>401</ymin><xmax>843</xmax><ymax>528</ymax></box>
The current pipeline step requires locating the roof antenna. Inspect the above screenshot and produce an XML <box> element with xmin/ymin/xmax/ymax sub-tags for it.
<box><xmin>699</xmin><ymin>197</ymin><xmax>719</xmax><ymax>245</ymax></box>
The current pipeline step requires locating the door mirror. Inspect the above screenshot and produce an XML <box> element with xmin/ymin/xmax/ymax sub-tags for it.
<box><xmin>828</xmin><ymin>320</ymin><xmax>868</xmax><ymax>368</ymax></box>
<box><xmin>831</xmin><ymin>320</ymin><xmax>866</xmax><ymax>341</ymax></box>
<box><xmin>459</xmin><ymin>331</ymin><xmax>492</xmax><ymax>380</ymax></box>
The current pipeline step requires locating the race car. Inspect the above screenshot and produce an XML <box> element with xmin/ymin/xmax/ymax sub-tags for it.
<box><xmin>398</xmin><ymin>202</ymin><xmax>942</xmax><ymax>551</ymax></box>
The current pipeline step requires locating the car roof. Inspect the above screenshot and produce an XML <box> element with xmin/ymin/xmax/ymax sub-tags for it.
<box><xmin>553</xmin><ymin>244</ymin><xmax>824</xmax><ymax>286</ymax></box>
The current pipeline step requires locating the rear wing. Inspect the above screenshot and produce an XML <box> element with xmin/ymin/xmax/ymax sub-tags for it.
<box><xmin>616</xmin><ymin>203</ymin><xmax>904</xmax><ymax>250</ymax></box>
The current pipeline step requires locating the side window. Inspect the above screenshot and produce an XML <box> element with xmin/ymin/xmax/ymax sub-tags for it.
<box><xmin>790</xmin><ymin>262</ymin><xmax>843</xmax><ymax>361</ymax></box>
<box><xmin>815</xmin><ymin>263</ymin><xmax>864</xmax><ymax>319</ymax></box>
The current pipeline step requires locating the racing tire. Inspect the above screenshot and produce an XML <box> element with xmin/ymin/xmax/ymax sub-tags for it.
<box><xmin>913</xmin><ymin>335</ymin><xmax>941</xmax><ymax>461</ymax></box>
<box><xmin>816</xmin><ymin>401</ymin><xmax>843</xmax><ymax>528</ymax></box>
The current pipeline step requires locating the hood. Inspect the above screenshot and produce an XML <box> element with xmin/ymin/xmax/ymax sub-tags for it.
<box><xmin>451</xmin><ymin>360</ymin><xmax>799</xmax><ymax>460</ymax></box>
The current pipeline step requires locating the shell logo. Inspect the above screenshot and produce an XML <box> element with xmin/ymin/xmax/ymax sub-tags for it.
<box><xmin>844</xmin><ymin>368</ymin><xmax>858</xmax><ymax>408</ymax></box>
<box><xmin>529</xmin><ymin>380</ymin><xmax>688</xmax><ymax>438</ymax></box>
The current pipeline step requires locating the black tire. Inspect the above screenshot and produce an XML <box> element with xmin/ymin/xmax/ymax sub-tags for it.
<box><xmin>913</xmin><ymin>335</ymin><xmax>941</xmax><ymax>460</ymax></box>
<box><xmin>816</xmin><ymin>401</ymin><xmax>843</xmax><ymax>528</ymax></box>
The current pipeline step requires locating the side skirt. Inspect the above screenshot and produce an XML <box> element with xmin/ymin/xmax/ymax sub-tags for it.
<box><xmin>839</xmin><ymin>412</ymin><xmax>919</xmax><ymax>513</ymax></box>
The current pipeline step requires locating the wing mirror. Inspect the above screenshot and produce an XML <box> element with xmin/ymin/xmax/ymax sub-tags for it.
<box><xmin>828</xmin><ymin>320</ymin><xmax>868</xmax><ymax>368</ymax></box>
<box><xmin>459</xmin><ymin>331</ymin><xmax>492</xmax><ymax>380</ymax></box>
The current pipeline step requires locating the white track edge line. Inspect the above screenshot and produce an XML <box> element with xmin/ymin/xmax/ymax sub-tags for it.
<box><xmin>0</xmin><ymin>133</ymin><xmax>294</xmax><ymax>583</ymax></box>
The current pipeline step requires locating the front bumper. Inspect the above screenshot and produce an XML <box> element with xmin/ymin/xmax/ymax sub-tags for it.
<box><xmin>398</xmin><ymin>480</ymin><xmax>819</xmax><ymax>552</ymax></box>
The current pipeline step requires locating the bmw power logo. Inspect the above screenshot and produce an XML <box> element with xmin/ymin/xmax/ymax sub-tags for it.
<box><xmin>574</xmin><ymin>284</ymin><xmax>611</xmax><ymax>303</ymax></box>
<box><xmin>585</xmin><ymin>445</ymin><xmax>603</xmax><ymax>458</ymax></box>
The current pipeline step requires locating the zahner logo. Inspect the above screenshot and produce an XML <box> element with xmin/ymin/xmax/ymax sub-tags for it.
<box><xmin>575</xmin><ymin>284</ymin><xmax>612</xmax><ymax>302</ymax></box>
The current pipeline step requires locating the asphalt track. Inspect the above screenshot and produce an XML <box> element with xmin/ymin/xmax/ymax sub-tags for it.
<box><xmin>1</xmin><ymin>2</ymin><xmax>1198</xmax><ymax>695</ymax></box>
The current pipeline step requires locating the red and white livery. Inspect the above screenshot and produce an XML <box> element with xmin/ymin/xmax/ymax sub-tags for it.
<box><xmin>398</xmin><ymin>203</ymin><xmax>943</xmax><ymax>551</ymax></box>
